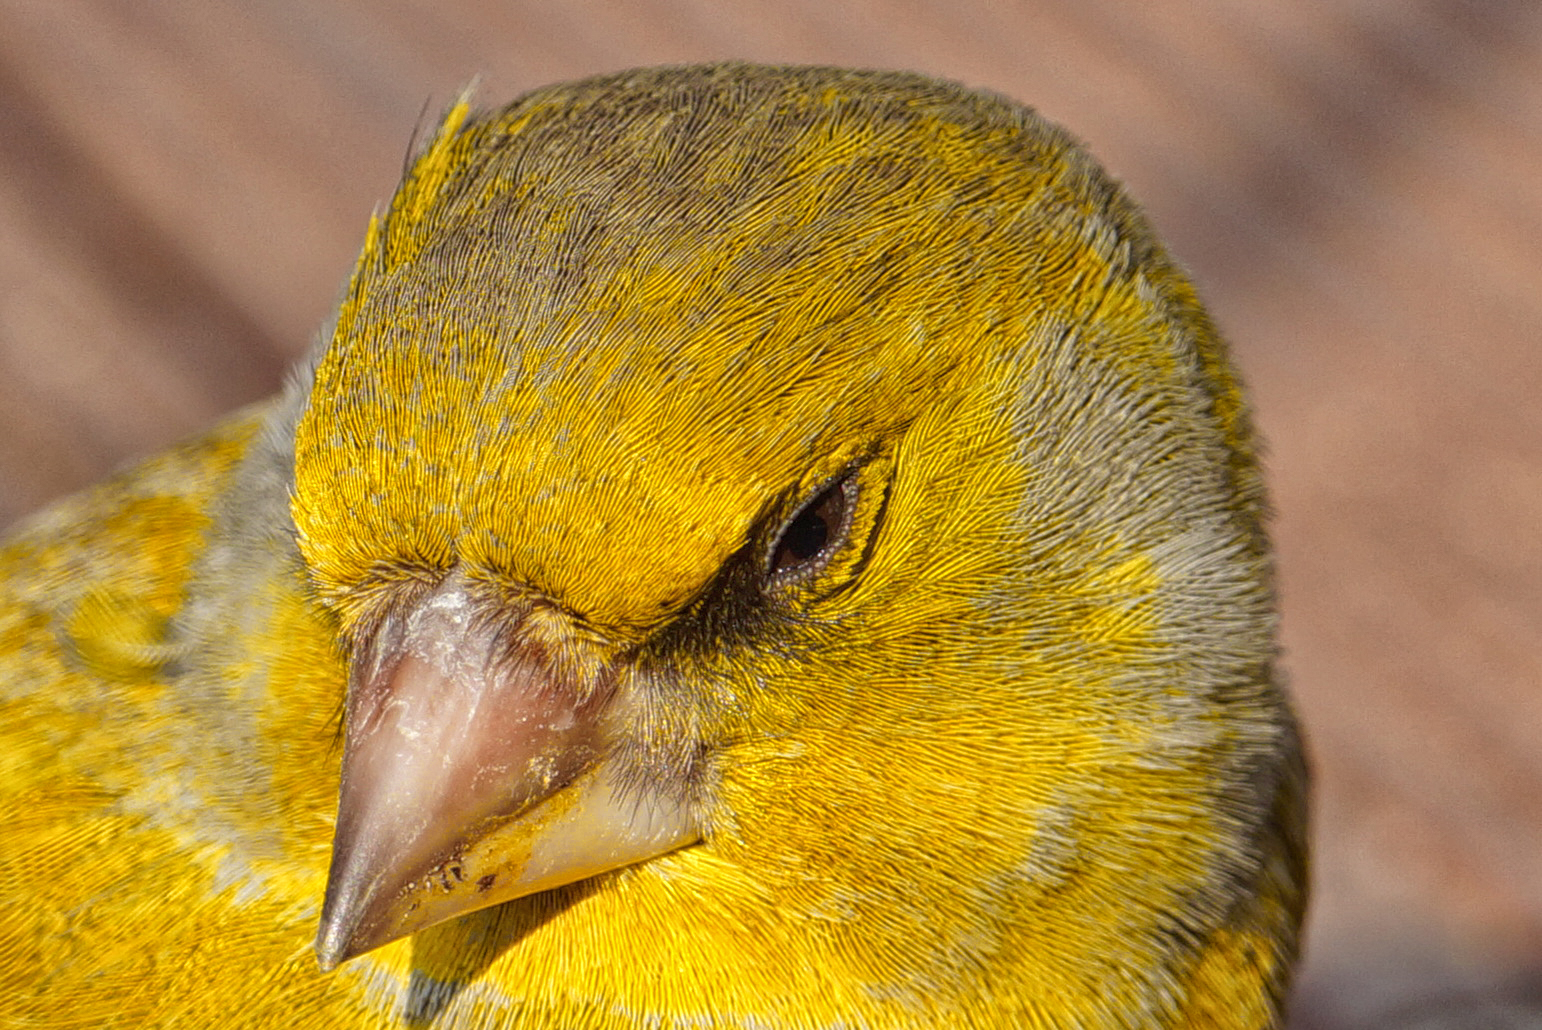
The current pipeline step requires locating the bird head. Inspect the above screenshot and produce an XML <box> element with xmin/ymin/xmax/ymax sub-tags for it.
<box><xmin>290</xmin><ymin>64</ymin><xmax>1303</xmax><ymax>1023</ymax></box>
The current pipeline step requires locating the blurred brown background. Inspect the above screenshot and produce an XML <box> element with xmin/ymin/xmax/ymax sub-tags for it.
<box><xmin>2</xmin><ymin>1</ymin><xmax>1538</xmax><ymax>1026</ymax></box>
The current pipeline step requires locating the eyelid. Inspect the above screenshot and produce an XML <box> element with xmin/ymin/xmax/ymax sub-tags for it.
<box><xmin>763</xmin><ymin>471</ymin><xmax>859</xmax><ymax>588</ymax></box>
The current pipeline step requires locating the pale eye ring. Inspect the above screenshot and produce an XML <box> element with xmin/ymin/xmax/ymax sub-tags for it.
<box><xmin>766</xmin><ymin>475</ymin><xmax>857</xmax><ymax>584</ymax></box>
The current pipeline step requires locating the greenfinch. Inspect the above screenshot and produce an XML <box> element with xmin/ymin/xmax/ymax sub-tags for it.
<box><xmin>0</xmin><ymin>63</ymin><xmax>1306</xmax><ymax>1027</ymax></box>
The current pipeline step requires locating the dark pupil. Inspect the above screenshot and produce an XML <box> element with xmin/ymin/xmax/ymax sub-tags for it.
<box><xmin>774</xmin><ymin>484</ymin><xmax>846</xmax><ymax>573</ymax></box>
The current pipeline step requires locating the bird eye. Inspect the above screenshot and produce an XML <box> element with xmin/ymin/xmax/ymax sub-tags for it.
<box><xmin>768</xmin><ymin>476</ymin><xmax>855</xmax><ymax>581</ymax></box>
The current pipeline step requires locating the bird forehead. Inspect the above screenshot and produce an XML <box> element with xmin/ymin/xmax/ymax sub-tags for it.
<box><xmin>292</xmin><ymin>65</ymin><xmax>1115</xmax><ymax>628</ymax></box>
<box><xmin>295</xmin><ymin>258</ymin><xmax>950</xmax><ymax>631</ymax></box>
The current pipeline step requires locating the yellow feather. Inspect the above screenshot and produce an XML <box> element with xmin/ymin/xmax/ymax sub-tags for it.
<box><xmin>1</xmin><ymin>64</ymin><xmax>1305</xmax><ymax>1028</ymax></box>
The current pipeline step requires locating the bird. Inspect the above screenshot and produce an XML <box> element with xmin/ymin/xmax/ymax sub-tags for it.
<box><xmin>0</xmin><ymin>63</ymin><xmax>1306</xmax><ymax>1028</ymax></box>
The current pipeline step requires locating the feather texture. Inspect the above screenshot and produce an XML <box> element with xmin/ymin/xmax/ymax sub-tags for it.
<box><xmin>0</xmin><ymin>64</ymin><xmax>1305</xmax><ymax>1028</ymax></box>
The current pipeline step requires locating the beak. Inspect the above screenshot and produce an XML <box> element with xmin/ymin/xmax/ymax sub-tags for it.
<box><xmin>313</xmin><ymin>576</ymin><xmax>698</xmax><ymax>970</ymax></box>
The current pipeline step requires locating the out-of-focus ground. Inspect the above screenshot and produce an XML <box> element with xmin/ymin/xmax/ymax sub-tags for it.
<box><xmin>2</xmin><ymin>2</ymin><xmax>1538</xmax><ymax>1026</ymax></box>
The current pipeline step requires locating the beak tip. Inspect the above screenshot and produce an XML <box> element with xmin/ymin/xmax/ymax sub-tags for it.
<box><xmin>314</xmin><ymin>875</ymin><xmax>376</xmax><ymax>972</ymax></box>
<box><xmin>314</xmin><ymin>916</ymin><xmax>353</xmax><ymax>972</ymax></box>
